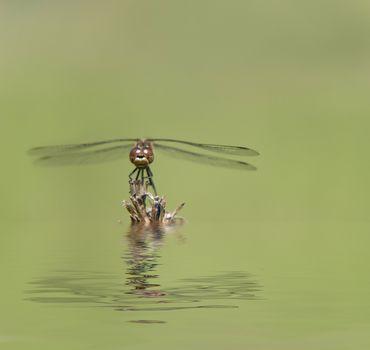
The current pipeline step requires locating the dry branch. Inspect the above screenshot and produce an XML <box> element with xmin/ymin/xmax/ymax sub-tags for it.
<box><xmin>122</xmin><ymin>180</ymin><xmax>185</xmax><ymax>225</ymax></box>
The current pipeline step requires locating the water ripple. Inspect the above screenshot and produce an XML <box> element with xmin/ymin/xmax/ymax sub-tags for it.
<box><xmin>25</xmin><ymin>224</ymin><xmax>262</xmax><ymax>312</ymax></box>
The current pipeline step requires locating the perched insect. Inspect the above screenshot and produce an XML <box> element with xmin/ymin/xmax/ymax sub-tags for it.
<box><xmin>29</xmin><ymin>138</ymin><xmax>259</xmax><ymax>195</ymax></box>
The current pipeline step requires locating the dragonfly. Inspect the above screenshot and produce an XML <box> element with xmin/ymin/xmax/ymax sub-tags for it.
<box><xmin>29</xmin><ymin>138</ymin><xmax>259</xmax><ymax>195</ymax></box>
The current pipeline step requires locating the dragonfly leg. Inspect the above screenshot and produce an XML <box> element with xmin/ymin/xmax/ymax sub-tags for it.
<box><xmin>135</xmin><ymin>168</ymin><xmax>142</xmax><ymax>181</ymax></box>
<box><xmin>146</xmin><ymin>166</ymin><xmax>157</xmax><ymax>196</ymax></box>
<box><xmin>141</xmin><ymin>167</ymin><xmax>145</xmax><ymax>185</ymax></box>
<box><xmin>139</xmin><ymin>168</ymin><xmax>148</xmax><ymax>208</ymax></box>
<box><xmin>128</xmin><ymin>167</ymin><xmax>138</xmax><ymax>180</ymax></box>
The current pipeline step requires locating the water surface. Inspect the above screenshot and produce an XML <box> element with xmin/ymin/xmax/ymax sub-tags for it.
<box><xmin>1</xmin><ymin>1</ymin><xmax>370</xmax><ymax>348</ymax></box>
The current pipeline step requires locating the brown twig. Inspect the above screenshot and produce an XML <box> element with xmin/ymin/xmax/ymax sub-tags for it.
<box><xmin>122</xmin><ymin>180</ymin><xmax>185</xmax><ymax>225</ymax></box>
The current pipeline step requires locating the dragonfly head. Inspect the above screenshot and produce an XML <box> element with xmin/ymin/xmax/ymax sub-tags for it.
<box><xmin>129</xmin><ymin>140</ymin><xmax>154</xmax><ymax>168</ymax></box>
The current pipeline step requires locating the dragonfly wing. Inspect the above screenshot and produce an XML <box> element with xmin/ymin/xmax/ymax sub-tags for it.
<box><xmin>152</xmin><ymin>138</ymin><xmax>259</xmax><ymax>156</ymax></box>
<box><xmin>155</xmin><ymin>144</ymin><xmax>257</xmax><ymax>170</ymax></box>
<box><xmin>29</xmin><ymin>138</ymin><xmax>138</xmax><ymax>156</ymax></box>
<box><xmin>33</xmin><ymin>144</ymin><xmax>132</xmax><ymax>166</ymax></box>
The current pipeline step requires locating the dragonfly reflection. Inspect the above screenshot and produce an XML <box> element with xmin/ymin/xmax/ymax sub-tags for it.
<box><xmin>29</xmin><ymin>138</ymin><xmax>259</xmax><ymax>194</ymax></box>
<box><xmin>125</xmin><ymin>223</ymin><xmax>171</xmax><ymax>298</ymax></box>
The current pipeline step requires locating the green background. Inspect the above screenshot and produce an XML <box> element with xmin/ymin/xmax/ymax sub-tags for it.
<box><xmin>1</xmin><ymin>1</ymin><xmax>370</xmax><ymax>349</ymax></box>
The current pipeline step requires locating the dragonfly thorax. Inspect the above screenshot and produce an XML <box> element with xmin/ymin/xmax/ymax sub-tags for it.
<box><xmin>129</xmin><ymin>140</ymin><xmax>154</xmax><ymax>168</ymax></box>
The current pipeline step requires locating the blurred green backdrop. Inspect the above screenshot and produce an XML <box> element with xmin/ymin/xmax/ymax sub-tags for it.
<box><xmin>1</xmin><ymin>1</ymin><xmax>370</xmax><ymax>349</ymax></box>
<box><xmin>1</xmin><ymin>0</ymin><xmax>370</xmax><ymax>221</ymax></box>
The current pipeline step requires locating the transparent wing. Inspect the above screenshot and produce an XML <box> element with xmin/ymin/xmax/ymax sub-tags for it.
<box><xmin>33</xmin><ymin>144</ymin><xmax>132</xmax><ymax>166</ymax></box>
<box><xmin>155</xmin><ymin>144</ymin><xmax>257</xmax><ymax>170</ymax></box>
<box><xmin>152</xmin><ymin>138</ymin><xmax>259</xmax><ymax>156</ymax></box>
<box><xmin>28</xmin><ymin>138</ymin><xmax>138</xmax><ymax>156</ymax></box>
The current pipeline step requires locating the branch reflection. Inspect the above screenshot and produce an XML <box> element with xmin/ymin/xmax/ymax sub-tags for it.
<box><xmin>124</xmin><ymin>223</ymin><xmax>178</xmax><ymax>297</ymax></box>
<box><xmin>25</xmin><ymin>222</ymin><xmax>261</xmax><ymax>315</ymax></box>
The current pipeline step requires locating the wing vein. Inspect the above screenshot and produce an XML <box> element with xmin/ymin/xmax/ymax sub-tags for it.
<box><xmin>152</xmin><ymin>138</ymin><xmax>259</xmax><ymax>156</ymax></box>
<box><xmin>155</xmin><ymin>144</ymin><xmax>256</xmax><ymax>170</ymax></box>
